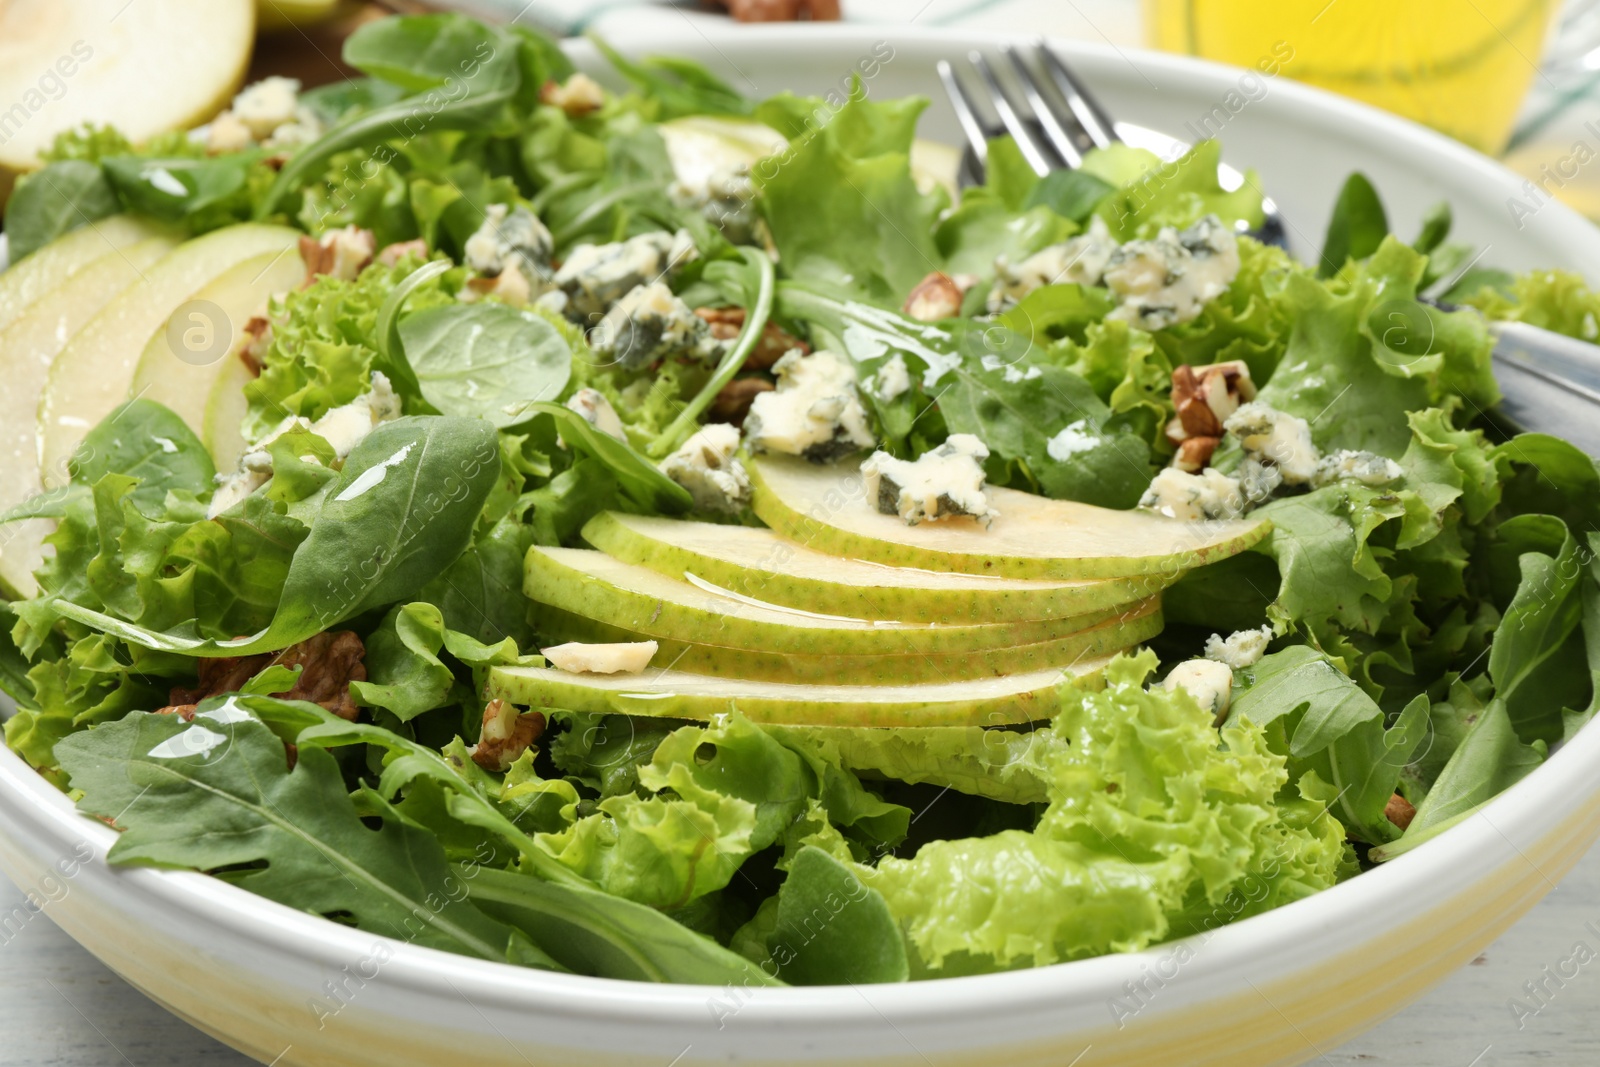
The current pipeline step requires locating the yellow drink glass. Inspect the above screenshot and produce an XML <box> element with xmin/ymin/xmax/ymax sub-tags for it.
<box><xmin>1143</xmin><ymin>0</ymin><xmax>1560</xmax><ymax>154</ymax></box>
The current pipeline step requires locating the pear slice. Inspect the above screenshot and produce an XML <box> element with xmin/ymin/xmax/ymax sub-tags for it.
<box><xmin>202</xmin><ymin>349</ymin><xmax>256</xmax><ymax>474</ymax></box>
<box><xmin>37</xmin><ymin>224</ymin><xmax>300</xmax><ymax>485</ymax></box>
<box><xmin>531</xmin><ymin>598</ymin><xmax>1161</xmax><ymax>686</ymax></box>
<box><xmin>0</xmin><ymin>0</ymin><xmax>254</xmax><ymax>187</ymax></box>
<box><xmin>488</xmin><ymin>656</ymin><xmax>1111</xmax><ymax>728</ymax></box>
<box><xmin>525</xmin><ymin>546</ymin><xmax>1119</xmax><ymax>657</ymax></box>
<box><xmin>0</xmin><ymin>216</ymin><xmax>164</xmax><ymax>334</ymax></box>
<box><xmin>748</xmin><ymin>455</ymin><xmax>1271</xmax><ymax>580</ymax></box>
<box><xmin>582</xmin><ymin>511</ymin><xmax>1169</xmax><ymax>624</ymax></box>
<box><xmin>130</xmin><ymin>247</ymin><xmax>302</xmax><ymax>451</ymax></box>
<box><xmin>0</xmin><ymin>234</ymin><xmax>180</xmax><ymax>599</ymax></box>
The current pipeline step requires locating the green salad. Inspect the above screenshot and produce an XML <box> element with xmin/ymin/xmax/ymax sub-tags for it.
<box><xmin>2</xmin><ymin>12</ymin><xmax>1600</xmax><ymax>987</ymax></box>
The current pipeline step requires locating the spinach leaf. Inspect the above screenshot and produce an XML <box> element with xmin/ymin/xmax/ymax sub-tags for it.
<box><xmin>374</xmin><ymin>258</ymin><xmax>450</xmax><ymax>402</ymax></box>
<box><xmin>1024</xmin><ymin>169</ymin><xmax>1115</xmax><ymax>223</ymax></box>
<box><xmin>101</xmin><ymin>154</ymin><xmax>260</xmax><ymax>223</ymax></box>
<box><xmin>297</xmin><ymin>77</ymin><xmax>408</xmax><ymax>126</ymax></box>
<box><xmin>1412</xmin><ymin>200</ymin><xmax>1451</xmax><ymax>255</ymax></box>
<box><xmin>419</xmin><ymin>514</ymin><xmax>537</xmax><ymax>646</ymax></box>
<box><xmin>467</xmin><ymin>866</ymin><xmax>781</xmax><ymax>985</ymax></box>
<box><xmin>525</xmin><ymin>402</ymin><xmax>691</xmax><ymax>513</ymax></box>
<box><xmin>766</xmin><ymin>846</ymin><xmax>907</xmax><ymax>985</ymax></box>
<box><xmin>4</xmin><ymin>160</ymin><xmax>120</xmax><ymax>261</ymax></box>
<box><xmin>1318</xmin><ymin>171</ymin><xmax>1389</xmax><ymax>277</ymax></box>
<box><xmin>70</xmin><ymin>399</ymin><xmax>216</xmax><ymax>513</ymax></box>
<box><xmin>398</xmin><ymin>303</ymin><xmax>572</xmax><ymax>427</ymax></box>
<box><xmin>56</xmin><ymin>709</ymin><xmax>542</xmax><ymax>964</ymax></box>
<box><xmin>342</xmin><ymin>12</ymin><xmax>504</xmax><ymax>92</ymax></box>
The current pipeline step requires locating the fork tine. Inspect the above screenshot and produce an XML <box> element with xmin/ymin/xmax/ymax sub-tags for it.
<box><xmin>1038</xmin><ymin>41</ymin><xmax>1120</xmax><ymax>149</ymax></box>
<box><xmin>936</xmin><ymin>58</ymin><xmax>995</xmax><ymax>171</ymax></box>
<box><xmin>966</xmin><ymin>51</ymin><xmax>1054</xmax><ymax>177</ymax></box>
<box><xmin>997</xmin><ymin>43</ymin><xmax>1084</xmax><ymax>169</ymax></box>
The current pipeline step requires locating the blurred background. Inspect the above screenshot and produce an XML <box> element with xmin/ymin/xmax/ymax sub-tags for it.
<box><xmin>240</xmin><ymin>0</ymin><xmax>1600</xmax><ymax>218</ymax></box>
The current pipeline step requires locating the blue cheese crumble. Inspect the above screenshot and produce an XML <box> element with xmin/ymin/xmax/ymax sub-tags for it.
<box><xmin>564</xmin><ymin>388</ymin><xmax>627</xmax><ymax>442</ymax></box>
<box><xmin>1138</xmin><ymin>467</ymin><xmax>1246</xmax><ymax>521</ymax></box>
<box><xmin>987</xmin><ymin>216</ymin><xmax>1119</xmax><ymax>313</ymax></box>
<box><xmin>464</xmin><ymin>204</ymin><xmax>555</xmax><ymax>304</ymax></box>
<box><xmin>743</xmin><ymin>350</ymin><xmax>875</xmax><ymax>463</ymax></box>
<box><xmin>1223</xmin><ymin>402</ymin><xmax>1320</xmax><ymax>485</ymax></box>
<box><xmin>1311</xmin><ymin>449</ymin><xmax>1404</xmax><ymax>488</ymax></box>
<box><xmin>553</xmin><ymin>229</ymin><xmax>697</xmax><ymax>321</ymax></box>
<box><xmin>862</xmin><ymin>434</ymin><xmax>997</xmax><ymax>528</ymax></box>
<box><xmin>660</xmin><ymin>423</ymin><xmax>750</xmax><ymax>513</ymax></box>
<box><xmin>590</xmin><ymin>282</ymin><xmax>718</xmax><ymax>368</ymax></box>
<box><xmin>1104</xmin><ymin>215</ymin><xmax>1240</xmax><ymax>331</ymax></box>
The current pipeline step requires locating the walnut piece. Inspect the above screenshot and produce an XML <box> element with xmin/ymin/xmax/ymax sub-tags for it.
<box><xmin>377</xmin><ymin>238</ymin><xmax>429</xmax><ymax>267</ymax></box>
<box><xmin>540</xmin><ymin>73</ymin><xmax>606</xmax><ymax>116</ymax></box>
<box><xmin>1173</xmin><ymin>435</ymin><xmax>1219</xmax><ymax>473</ymax></box>
<box><xmin>470</xmin><ymin>699</ymin><xmax>546</xmax><ymax>772</ymax></box>
<box><xmin>1169</xmin><ymin>360</ymin><xmax>1256</xmax><ymax>440</ymax></box>
<box><xmin>695</xmin><ymin>306</ymin><xmax>809</xmax><ymax>370</ymax></box>
<box><xmin>1385</xmin><ymin>793</ymin><xmax>1417</xmax><ymax>832</ymax></box>
<box><xmin>238</xmin><ymin>315</ymin><xmax>271</xmax><ymax>377</ymax></box>
<box><xmin>708</xmin><ymin>0</ymin><xmax>842</xmax><ymax>20</ymax></box>
<box><xmin>709</xmin><ymin>376</ymin><xmax>775</xmax><ymax>425</ymax></box>
<box><xmin>901</xmin><ymin>271</ymin><xmax>967</xmax><ymax>322</ymax></box>
<box><xmin>157</xmin><ymin>631</ymin><xmax>367</xmax><ymax>721</ymax></box>
<box><xmin>299</xmin><ymin>227</ymin><xmax>376</xmax><ymax>287</ymax></box>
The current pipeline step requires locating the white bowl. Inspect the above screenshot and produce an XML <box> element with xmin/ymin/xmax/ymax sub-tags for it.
<box><xmin>3</xmin><ymin>25</ymin><xmax>1599</xmax><ymax>1067</ymax></box>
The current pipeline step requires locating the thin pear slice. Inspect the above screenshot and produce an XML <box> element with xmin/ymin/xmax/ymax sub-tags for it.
<box><xmin>203</xmin><ymin>351</ymin><xmax>256</xmax><ymax>474</ymax></box>
<box><xmin>37</xmin><ymin>224</ymin><xmax>300</xmax><ymax>485</ymax></box>
<box><xmin>0</xmin><ymin>216</ymin><xmax>165</xmax><ymax>334</ymax></box>
<box><xmin>0</xmin><ymin>235</ymin><xmax>180</xmax><ymax>599</ymax></box>
<box><xmin>582</xmin><ymin>511</ymin><xmax>1168</xmax><ymax>624</ymax></box>
<box><xmin>532</xmin><ymin>598</ymin><xmax>1162</xmax><ymax>686</ymax></box>
<box><xmin>488</xmin><ymin>657</ymin><xmax>1111</xmax><ymax>728</ymax></box>
<box><xmin>130</xmin><ymin>246</ymin><xmax>302</xmax><ymax>450</ymax></box>
<box><xmin>525</xmin><ymin>546</ymin><xmax>1116</xmax><ymax>657</ymax></box>
<box><xmin>0</xmin><ymin>1</ymin><xmax>253</xmax><ymax>182</ymax></box>
<box><xmin>748</xmin><ymin>455</ymin><xmax>1271</xmax><ymax>580</ymax></box>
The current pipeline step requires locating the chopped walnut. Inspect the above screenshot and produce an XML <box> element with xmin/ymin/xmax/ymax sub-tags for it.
<box><xmin>695</xmin><ymin>306</ymin><xmax>809</xmax><ymax>370</ymax></box>
<box><xmin>470</xmin><ymin>699</ymin><xmax>546</xmax><ymax>772</ymax></box>
<box><xmin>155</xmin><ymin>631</ymin><xmax>367</xmax><ymax>721</ymax></box>
<box><xmin>902</xmin><ymin>271</ymin><xmax>967</xmax><ymax>322</ymax></box>
<box><xmin>709</xmin><ymin>376</ymin><xmax>775</xmax><ymax>425</ymax></box>
<box><xmin>464</xmin><ymin>264</ymin><xmax>533</xmax><ymax>306</ymax></box>
<box><xmin>1170</xmin><ymin>360</ymin><xmax>1256</xmax><ymax>440</ymax></box>
<box><xmin>540</xmin><ymin>72</ymin><xmax>606</xmax><ymax>116</ymax></box>
<box><xmin>377</xmin><ymin>239</ymin><xmax>429</xmax><ymax>267</ymax></box>
<box><xmin>299</xmin><ymin>227</ymin><xmax>376</xmax><ymax>287</ymax></box>
<box><xmin>1385</xmin><ymin>793</ymin><xmax>1417</xmax><ymax>832</ymax></box>
<box><xmin>1173</xmin><ymin>435</ymin><xmax>1219</xmax><ymax>473</ymax></box>
<box><xmin>238</xmin><ymin>315</ymin><xmax>271</xmax><ymax>377</ymax></box>
<box><xmin>709</xmin><ymin>0</ymin><xmax>842</xmax><ymax>19</ymax></box>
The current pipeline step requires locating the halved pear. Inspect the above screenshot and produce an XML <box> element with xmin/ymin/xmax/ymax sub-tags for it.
<box><xmin>0</xmin><ymin>234</ymin><xmax>180</xmax><ymax>599</ymax></box>
<box><xmin>525</xmin><ymin>546</ymin><xmax>1116</xmax><ymax>657</ymax></box>
<box><xmin>582</xmin><ymin>511</ymin><xmax>1169</xmax><ymax>624</ymax></box>
<box><xmin>0</xmin><ymin>1</ymin><xmax>254</xmax><ymax>186</ymax></box>
<box><xmin>748</xmin><ymin>455</ymin><xmax>1271</xmax><ymax>580</ymax></box>
<box><xmin>37</xmin><ymin>224</ymin><xmax>300</xmax><ymax>485</ymax></box>
<box><xmin>0</xmin><ymin>216</ymin><xmax>164</xmax><ymax>334</ymax></box>
<box><xmin>489</xmin><ymin>656</ymin><xmax>1111</xmax><ymax>728</ymax></box>
<box><xmin>130</xmin><ymin>247</ymin><xmax>302</xmax><ymax>450</ymax></box>
<box><xmin>531</xmin><ymin>598</ymin><xmax>1161</xmax><ymax>686</ymax></box>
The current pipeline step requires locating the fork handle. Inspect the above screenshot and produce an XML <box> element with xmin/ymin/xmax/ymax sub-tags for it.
<box><xmin>1489</xmin><ymin>320</ymin><xmax>1600</xmax><ymax>456</ymax></box>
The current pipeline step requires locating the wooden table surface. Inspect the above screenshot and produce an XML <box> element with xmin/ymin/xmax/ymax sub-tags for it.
<box><xmin>4</xmin><ymin>843</ymin><xmax>1598</xmax><ymax>1066</ymax></box>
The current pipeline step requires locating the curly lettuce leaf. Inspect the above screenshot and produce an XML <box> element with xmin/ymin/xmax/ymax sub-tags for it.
<box><xmin>865</xmin><ymin>652</ymin><xmax>1348</xmax><ymax>972</ymax></box>
<box><xmin>1463</xmin><ymin>268</ymin><xmax>1600</xmax><ymax>344</ymax></box>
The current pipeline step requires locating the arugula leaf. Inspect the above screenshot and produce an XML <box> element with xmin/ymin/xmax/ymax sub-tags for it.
<box><xmin>101</xmin><ymin>154</ymin><xmax>263</xmax><ymax>225</ymax></box>
<box><xmin>3</xmin><ymin>160</ymin><xmax>120</xmax><ymax>261</ymax></box>
<box><xmin>589</xmin><ymin>36</ymin><xmax>751</xmax><ymax>120</ymax></box>
<box><xmin>1370</xmin><ymin>698</ymin><xmax>1546</xmax><ymax>862</ymax></box>
<box><xmin>56</xmin><ymin>710</ymin><xmax>540</xmax><ymax>963</ymax></box>
<box><xmin>399</xmin><ymin>303</ymin><xmax>573</xmax><ymax>427</ymax></box>
<box><xmin>525</xmin><ymin>403</ymin><xmax>691</xmax><ymax>513</ymax></box>
<box><xmin>1318</xmin><ymin>172</ymin><xmax>1389</xmax><ymax>277</ymax></box>
<box><xmin>1487</xmin><ymin>520</ymin><xmax>1589</xmax><ymax>744</ymax></box>
<box><xmin>342</xmin><ymin>13</ymin><xmax>504</xmax><ymax>93</ymax></box>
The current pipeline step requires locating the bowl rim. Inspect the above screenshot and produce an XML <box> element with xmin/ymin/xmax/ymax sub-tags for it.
<box><xmin>3</xmin><ymin>21</ymin><xmax>1600</xmax><ymax>1032</ymax></box>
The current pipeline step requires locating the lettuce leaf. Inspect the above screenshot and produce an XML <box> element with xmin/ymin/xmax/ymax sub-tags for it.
<box><xmin>865</xmin><ymin>653</ymin><xmax>1348</xmax><ymax>972</ymax></box>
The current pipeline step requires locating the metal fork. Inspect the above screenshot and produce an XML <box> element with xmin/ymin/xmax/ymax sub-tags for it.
<box><xmin>937</xmin><ymin>41</ymin><xmax>1288</xmax><ymax>248</ymax></box>
<box><xmin>938</xmin><ymin>40</ymin><xmax>1600</xmax><ymax>457</ymax></box>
